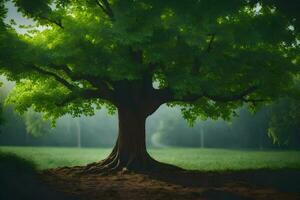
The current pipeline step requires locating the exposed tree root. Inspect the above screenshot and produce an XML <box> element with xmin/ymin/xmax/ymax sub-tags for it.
<box><xmin>75</xmin><ymin>150</ymin><xmax>183</xmax><ymax>175</ymax></box>
<box><xmin>54</xmin><ymin>142</ymin><xmax>183</xmax><ymax>175</ymax></box>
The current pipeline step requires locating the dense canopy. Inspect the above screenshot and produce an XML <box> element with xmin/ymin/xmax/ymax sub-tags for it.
<box><xmin>0</xmin><ymin>0</ymin><xmax>299</xmax><ymax>123</ymax></box>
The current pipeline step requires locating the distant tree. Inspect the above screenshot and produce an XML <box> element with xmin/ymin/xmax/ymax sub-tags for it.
<box><xmin>0</xmin><ymin>105</ymin><xmax>27</xmax><ymax>146</ymax></box>
<box><xmin>151</xmin><ymin>112</ymin><xmax>202</xmax><ymax>147</ymax></box>
<box><xmin>229</xmin><ymin>107</ymin><xmax>271</xmax><ymax>149</ymax></box>
<box><xmin>23</xmin><ymin>109</ymin><xmax>51</xmax><ymax>137</ymax></box>
<box><xmin>79</xmin><ymin>110</ymin><xmax>117</xmax><ymax>147</ymax></box>
<box><xmin>0</xmin><ymin>82</ymin><xmax>5</xmax><ymax>126</ymax></box>
<box><xmin>268</xmin><ymin>98</ymin><xmax>300</xmax><ymax>148</ymax></box>
<box><xmin>0</xmin><ymin>0</ymin><xmax>299</xmax><ymax>172</ymax></box>
<box><xmin>0</xmin><ymin>102</ymin><xmax>4</xmax><ymax>126</ymax></box>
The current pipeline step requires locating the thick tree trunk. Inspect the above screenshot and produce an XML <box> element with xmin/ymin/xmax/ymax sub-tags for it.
<box><xmin>109</xmin><ymin>106</ymin><xmax>150</xmax><ymax>170</ymax></box>
<box><xmin>84</xmin><ymin>106</ymin><xmax>182</xmax><ymax>174</ymax></box>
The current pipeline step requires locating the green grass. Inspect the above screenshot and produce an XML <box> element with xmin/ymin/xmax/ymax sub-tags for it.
<box><xmin>0</xmin><ymin>146</ymin><xmax>300</xmax><ymax>171</ymax></box>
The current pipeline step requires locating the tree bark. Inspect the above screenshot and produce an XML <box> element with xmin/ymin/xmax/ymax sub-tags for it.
<box><xmin>112</xmin><ymin>106</ymin><xmax>149</xmax><ymax>170</ymax></box>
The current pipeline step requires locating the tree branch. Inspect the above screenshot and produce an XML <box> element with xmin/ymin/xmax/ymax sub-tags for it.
<box><xmin>242</xmin><ymin>97</ymin><xmax>267</xmax><ymax>106</ymax></box>
<box><xmin>96</xmin><ymin>0</ymin><xmax>114</xmax><ymax>20</ymax></box>
<box><xmin>206</xmin><ymin>33</ymin><xmax>215</xmax><ymax>53</ymax></box>
<box><xmin>31</xmin><ymin>65</ymin><xmax>116</xmax><ymax>107</ymax></box>
<box><xmin>49</xmin><ymin>64</ymin><xmax>115</xmax><ymax>100</ymax></box>
<box><xmin>71</xmin><ymin>73</ymin><xmax>114</xmax><ymax>100</ymax></box>
<box><xmin>204</xmin><ymin>86</ymin><xmax>258</xmax><ymax>102</ymax></box>
<box><xmin>55</xmin><ymin>88</ymin><xmax>102</xmax><ymax>107</ymax></box>
<box><xmin>157</xmin><ymin>85</ymin><xmax>258</xmax><ymax>104</ymax></box>
<box><xmin>47</xmin><ymin>19</ymin><xmax>63</xmax><ymax>29</ymax></box>
<box><xmin>31</xmin><ymin>65</ymin><xmax>75</xmax><ymax>90</ymax></box>
<box><xmin>101</xmin><ymin>0</ymin><xmax>114</xmax><ymax>19</ymax></box>
<box><xmin>49</xmin><ymin>64</ymin><xmax>72</xmax><ymax>76</ymax></box>
<box><xmin>39</xmin><ymin>16</ymin><xmax>64</xmax><ymax>28</ymax></box>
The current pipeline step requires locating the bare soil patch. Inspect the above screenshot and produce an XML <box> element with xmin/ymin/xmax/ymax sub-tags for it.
<box><xmin>41</xmin><ymin>167</ymin><xmax>300</xmax><ymax>200</ymax></box>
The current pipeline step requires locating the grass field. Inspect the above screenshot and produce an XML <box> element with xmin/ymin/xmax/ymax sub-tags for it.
<box><xmin>0</xmin><ymin>146</ymin><xmax>300</xmax><ymax>171</ymax></box>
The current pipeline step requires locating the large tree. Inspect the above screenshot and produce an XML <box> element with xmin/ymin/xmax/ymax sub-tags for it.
<box><xmin>0</xmin><ymin>0</ymin><xmax>299</xmax><ymax>172</ymax></box>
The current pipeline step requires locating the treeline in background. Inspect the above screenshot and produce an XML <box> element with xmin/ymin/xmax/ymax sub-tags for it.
<box><xmin>0</xmin><ymin>78</ymin><xmax>299</xmax><ymax>149</ymax></box>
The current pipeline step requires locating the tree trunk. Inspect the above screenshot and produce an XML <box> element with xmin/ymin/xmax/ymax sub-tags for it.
<box><xmin>76</xmin><ymin>118</ymin><xmax>81</xmax><ymax>148</ymax></box>
<box><xmin>112</xmin><ymin>106</ymin><xmax>149</xmax><ymax>170</ymax></box>
<box><xmin>84</xmin><ymin>105</ymin><xmax>182</xmax><ymax>173</ymax></box>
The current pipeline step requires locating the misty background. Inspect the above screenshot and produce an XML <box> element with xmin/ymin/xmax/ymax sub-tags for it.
<box><xmin>0</xmin><ymin>77</ymin><xmax>297</xmax><ymax>149</ymax></box>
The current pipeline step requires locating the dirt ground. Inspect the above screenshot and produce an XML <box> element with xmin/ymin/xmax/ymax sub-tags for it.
<box><xmin>41</xmin><ymin>167</ymin><xmax>300</xmax><ymax>200</ymax></box>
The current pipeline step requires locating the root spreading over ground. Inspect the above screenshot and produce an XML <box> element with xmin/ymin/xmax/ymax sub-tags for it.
<box><xmin>81</xmin><ymin>154</ymin><xmax>183</xmax><ymax>175</ymax></box>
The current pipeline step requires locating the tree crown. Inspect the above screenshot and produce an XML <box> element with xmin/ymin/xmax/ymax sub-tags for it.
<box><xmin>0</xmin><ymin>0</ymin><xmax>299</xmax><ymax>123</ymax></box>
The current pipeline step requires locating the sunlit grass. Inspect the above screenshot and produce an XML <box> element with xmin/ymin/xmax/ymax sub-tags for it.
<box><xmin>0</xmin><ymin>146</ymin><xmax>300</xmax><ymax>171</ymax></box>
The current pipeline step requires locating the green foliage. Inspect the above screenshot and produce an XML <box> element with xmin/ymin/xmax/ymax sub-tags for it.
<box><xmin>1</xmin><ymin>146</ymin><xmax>300</xmax><ymax>171</ymax></box>
<box><xmin>0</xmin><ymin>0</ymin><xmax>299</xmax><ymax>124</ymax></box>
<box><xmin>0</xmin><ymin>1</ymin><xmax>6</xmax><ymax>26</ymax></box>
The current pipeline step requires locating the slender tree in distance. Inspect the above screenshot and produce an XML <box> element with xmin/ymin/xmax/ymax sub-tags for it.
<box><xmin>268</xmin><ymin>97</ymin><xmax>300</xmax><ymax>147</ymax></box>
<box><xmin>0</xmin><ymin>0</ymin><xmax>299</xmax><ymax>172</ymax></box>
